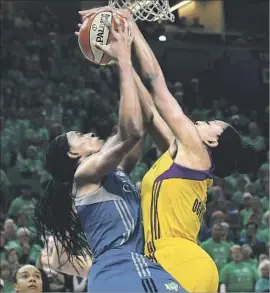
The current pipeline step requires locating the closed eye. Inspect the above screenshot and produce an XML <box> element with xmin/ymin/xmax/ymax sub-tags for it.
<box><xmin>75</xmin><ymin>131</ymin><xmax>84</xmax><ymax>136</ymax></box>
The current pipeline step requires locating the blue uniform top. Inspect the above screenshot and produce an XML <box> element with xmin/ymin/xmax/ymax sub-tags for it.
<box><xmin>74</xmin><ymin>169</ymin><xmax>187</xmax><ymax>293</ymax></box>
<box><xmin>74</xmin><ymin>168</ymin><xmax>144</xmax><ymax>259</ymax></box>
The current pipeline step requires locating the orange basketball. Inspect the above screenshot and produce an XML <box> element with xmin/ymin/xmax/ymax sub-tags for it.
<box><xmin>78</xmin><ymin>9</ymin><xmax>125</xmax><ymax>65</ymax></box>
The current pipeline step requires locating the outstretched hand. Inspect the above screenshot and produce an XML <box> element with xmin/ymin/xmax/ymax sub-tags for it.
<box><xmin>75</xmin><ymin>15</ymin><xmax>133</xmax><ymax>62</ymax></box>
<box><xmin>93</xmin><ymin>15</ymin><xmax>133</xmax><ymax>61</ymax></box>
<box><xmin>78</xmin><ymin>7</ymin><xmax>133</xmax><ymax>22</ymax></box>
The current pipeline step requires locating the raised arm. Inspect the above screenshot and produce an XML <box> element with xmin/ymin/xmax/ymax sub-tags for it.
<box><xmin>130</xmin><ymin>17</ymin><xmax>207</xmax><ymax>158</ymax></box>
<box><xmin>75</xmin><ymin>17</ymin><xmax>144</xmax><ymax>182</ymax></box>
<box><xmin>133</xmin><ymin>69</ymin><xmax>174</xmax><ymax>153</ymax></box>
<box><xmin>117</xmin><ymin>67</ymin><xmax>175</xmax><ymax>173</ymax></box>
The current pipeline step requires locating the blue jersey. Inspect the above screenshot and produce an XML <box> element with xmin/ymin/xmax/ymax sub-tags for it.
<box><xmin>75</xmin><ymin>168</ymin><xmax>144</xmax><ymax>258</ymax></box>
<box><xmin>74</xmin><ymin>168</ymin><xmax>187</xmax><ymax>293</ymax></box>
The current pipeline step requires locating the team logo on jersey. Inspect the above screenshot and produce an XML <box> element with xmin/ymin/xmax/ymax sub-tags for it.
<box><xmin>163</xmin><ymin>282</ymin><xmax>179</xmax><ymax>291</ymax></box>
<box><xmin>116</xmin><ymin>170</ymin><xmax>126</xmax><ymax>177</ymax></box>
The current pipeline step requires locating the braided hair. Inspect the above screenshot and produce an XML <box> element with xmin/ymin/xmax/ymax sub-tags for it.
<box><xmin>34</xmin><ymin>134</ymin><xmax>92</xmax><ymax>265</ymax></box>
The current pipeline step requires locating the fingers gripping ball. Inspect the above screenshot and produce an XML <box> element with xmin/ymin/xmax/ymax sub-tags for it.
<box><xmin>78</xmin><ymin>9</ymin><xmax>125</xmax><ymax>65</ymax></box>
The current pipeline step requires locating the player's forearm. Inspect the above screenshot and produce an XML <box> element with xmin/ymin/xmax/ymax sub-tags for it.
<box><xmin>133</xmin><ymin>68</ymin><xmax>174</xmax><ymax>152</ymax></box>
<box><xmin>118</xmin><ymin>60</ymin><xmax>144</xmax><ymax>140</ymax></box>
<box><xmin>133</xmin><ymin>24</ymin><xmax>166</xmax><ymax>89</ymax></box>
<box><xmin>133</xmin><ymin>68</ymin><xmax>154</xmax><ymax>127</ymax></box>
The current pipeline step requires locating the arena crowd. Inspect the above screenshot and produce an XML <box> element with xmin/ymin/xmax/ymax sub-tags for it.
<box><xmin>1</xmin><ymin>2</ymin><xmax>269</xmax><ymax>292</ymax></box>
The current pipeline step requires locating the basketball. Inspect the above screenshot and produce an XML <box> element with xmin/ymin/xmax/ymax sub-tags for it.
<box><xmin>78</xmin><ymin>9</ymin><xmax>125</xmax><ymax>65</ymax></box>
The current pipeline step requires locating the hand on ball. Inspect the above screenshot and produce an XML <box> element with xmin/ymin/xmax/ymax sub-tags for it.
<box><xmin>92</xmin><ymin>15</ymin><xmax>133</xmax><ymax>61</ymax></box>
<box><xmin>79</xmin><ymin>7</ymin><xmax>132</xmax><ymax>22</ymax></box>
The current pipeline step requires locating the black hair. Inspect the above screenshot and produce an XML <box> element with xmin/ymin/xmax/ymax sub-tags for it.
<box><xmin>210</xmin><ymin>126</ymin><xmax>257</xmax><ymax>178</ymax></box>
<box><xmin>34</xmin><ymin>134</ymin><xmax>92</xmax><ymax>267</ymax></box>
<box><xmin>13</xmin><ymin>266</ymin><xmax>42</xmax><ymax>284</ymax></box>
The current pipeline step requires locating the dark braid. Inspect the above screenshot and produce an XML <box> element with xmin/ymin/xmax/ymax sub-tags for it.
<box><xmin>34</xmin><ymin>180</ymin><xmax>92</xmax><ymax>264</ymax></box>
<box><xmin>34</xmin><ymin>134</ymin><xmax>92</xmax><ymax>266</ymax></box>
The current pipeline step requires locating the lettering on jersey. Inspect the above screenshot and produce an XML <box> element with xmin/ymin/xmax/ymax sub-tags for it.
<box><xmin>192</xmin><ymin>198</ymin><xmax>206</xmax><ymax>223</ymax></box>
<box><xmin>163</xmin><ymin>282</ymin><xmax>179</xmax><ymax>292</ymax></box>
<box><xmin>115</xmin><ymin>170</ymin><xmax>137</xmax><ymax>194</ymax></box>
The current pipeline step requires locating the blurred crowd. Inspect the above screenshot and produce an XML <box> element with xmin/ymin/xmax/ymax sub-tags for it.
<box><xmin>1</xmin><ymin>3</ymin><xmax>269</xmax><ymax>293</ymax></box>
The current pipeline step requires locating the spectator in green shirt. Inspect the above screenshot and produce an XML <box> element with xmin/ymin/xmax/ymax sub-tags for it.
<box><xmin>8</xmin><ymin>185</ymin><xmax>36</xmax><ymax>226</ymax></box>
<box><xmin>240</xmin><ymin>193</ymin><xmax>253</xmax><ymax>226</ymax></box>
<box><xmin>240</xmin><ymin>221</ymin><xmax>267</xmax><ymax>258</ymax></box>
<box><xmin>4</xmin><ymin>219</ymin><xmax>17</xmax><ymax>242</ymax></box>
<box><xmin>15</xmin><ymin>228</ymin><xmax>42</xmax><ymax>266</ymax></box>
<box><xmin>220</xmin><ymin>245</ymin><xmax>257</xmax><ymax>293</ymax></box>
<box><xmin>260</xmin><ymin>183</ymin><xmax>269</xmax><ymax>212</ymax></box>
<box><xmin>232</xmin><ymin>177</ymin><xmax>248</xmax><ymax>205</ymax></box>
<box><xmin>0</xmin><ymin>231</ymin><xmax>8</xmax><ymax>262</ymax></box>
<box><xmin>6</xmin><ymin>248</ymin><xmax>21</xmax><ymax>281</ymax></box>
<box><xmin>257</xmin><ymin>211</ymin><xmax>269</xmax><ymax>244</ymax></box>
<box><xmin>220</xmin><ymin>222</ymin><xmax>234</xmax><ymax>247</ymax></box>
<box><xmin>251</xmin><ymin>197</ymin><xmax>264</xmax><ymax>223</ymax></box>
<box><xmin>255</xmin><ymin>163</ymin><xmax>269</xmax><ymax>199</ymax></box>
<box><xmin>19</xmin><ymin>145</ymin><xmax>44</xmax><ymax>177</ymax></box>
<box><xmin>242</xmin><ymin>122</ymin><xmax>266</xmax><ymax>153</ymax></box>
<box><xmin>0</xmin><ymin>262</ymin><xmax>13</xmax><ymax>293</ymax></box>
<box><xmin>241</xmin><ymin>244</ymin><xmax>258</xmax><ymax>270</ymax></box>
<box><xmin>255</xmin><ymin>259</ymin><xmax>269</xmax><ymax>292</ymax></box>
<box><xmin>0</xmin><ymin>169</ymin><xmax>10</xmax><ymax>213</ymax></box>
<box><xmin>201</xmin><ymin>224</ymin><xmax>231</xmax><ymax>272</ymax></box>
<box><xmin>245</xmin><ymin>182</ymin><xmax>258</xmax><ymax>197</ymax></box>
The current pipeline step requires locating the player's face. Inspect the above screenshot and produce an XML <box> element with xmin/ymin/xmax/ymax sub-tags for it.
<box><xmin>194</xmin><ymin>120</ymin><xmax>228</xmax><ymax>147</ymax></box>
<box><xmin>66</xmin><ymin>131</ymin><xmax>104</xmax><ymax>158</ymax></box>
<box><xmin>14</xmin><ymin>265</ymin><xmax>42</xmax><ymax>293</ymax></box>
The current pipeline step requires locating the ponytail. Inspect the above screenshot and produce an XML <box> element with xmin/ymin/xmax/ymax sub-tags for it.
<box><xmin>34</xmin><ymin>179</ymin><xmax>92</xmax><ymax>264</ymax></box>
<box><xmin>212</xmin><ymin>126</ymin><xmax>257</xmax><ymax>178</ymax></box>
<box><xmin>236</xmin><ymin>145</ymin><xmax>257</xmax><ymax>174</ymax></box>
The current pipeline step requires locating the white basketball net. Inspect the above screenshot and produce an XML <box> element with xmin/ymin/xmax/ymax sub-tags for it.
<box><xmin>108</xmin><ymin>0</ymin><xmax>175</xmax><ymax>22</ymax></box>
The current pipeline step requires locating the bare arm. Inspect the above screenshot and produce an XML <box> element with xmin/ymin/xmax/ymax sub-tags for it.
<box><xmin>132</xmin><ymin>21</ymin><xmax>206</xmax><ymax>157</ymax></box>
<box><xmin>118</xmin><ymin>137</ymin><xmax>145</xmax><ymax>175</ymax></box>
<box><xmin>133</xmin><ymin>69</ymin><xmax>174</xmax><ymax>153</ymax></box>
<box><xmin>118</xmin><ymin>67</ymin><xmax>175</xmax><ymax>173</ymax></box>
<box><xmin>50</xmin><ymin>242</ymin><xmax>92</xmax><ymax>278</ymax></box>
<box><xmin>75</xmin><ymin>19</ymin><xmax>144</xmax><ymax>183</ymax></box>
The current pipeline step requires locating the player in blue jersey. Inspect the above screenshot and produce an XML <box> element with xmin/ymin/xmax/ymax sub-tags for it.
<box><xmin>34</xmin><ymin>17</ymin><xmax>186</xmax><ymax>293</ymax></box>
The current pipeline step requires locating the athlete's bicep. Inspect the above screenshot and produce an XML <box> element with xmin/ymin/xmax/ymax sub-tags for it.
<box><xmin>150</xmin><ymin>77</ymin><xmax>204</xmax><ymax>153</ymax></box>
<box><xmin>75</xmin><ymin>132</ymin><xmax>142</xmax><ymax>182</ymax></box>
<box><xmin>118</xmin><ymin>138</ymin><xmax>144</xmax><ymax>175</ymax></box>
<box><xmin>148</xmin><ymin>106</ymin><xmax>175</xmax><ymax>153</ymax></box>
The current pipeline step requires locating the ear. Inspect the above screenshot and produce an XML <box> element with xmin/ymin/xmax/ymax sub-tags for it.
<box><xmin>14</xmin><ymin>284</ymin><xmax>18</xmax><ymax>292</ymax></box>
<box><xmin>67</xmin><ymin>151</ymin><xmax>80</xmax><ymax>159</ymax></box>
<box><xmin>205</xmin><ymin>140</ymin><xmax>219</xmax><ymax>148</ymax></box>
